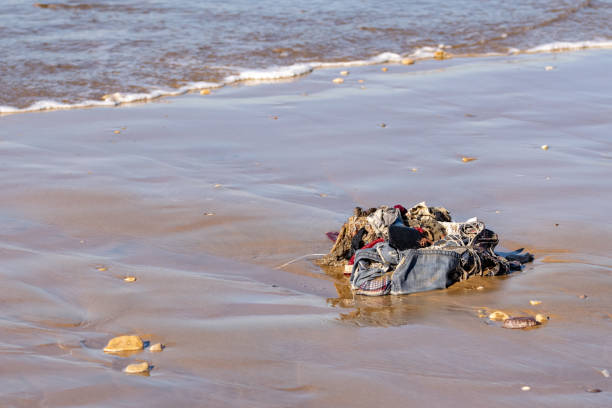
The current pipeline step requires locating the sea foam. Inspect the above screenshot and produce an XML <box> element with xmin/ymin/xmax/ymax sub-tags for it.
<box><xmin>527</xmin><ymin>40</ymin><xmax>612</xmax><ymax>53</ymax></box>
<box><xmin>2</xmin><ymin>41</ymin><xmax>611</xmax><ymax>115</ymax></box>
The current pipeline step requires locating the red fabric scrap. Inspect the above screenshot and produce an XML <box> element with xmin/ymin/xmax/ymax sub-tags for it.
<box><xmin>394</xmin><ymin>204</ymin><xmax>407</xmax><ymax>215</ymax></box>
<box><xmin>348</xmin><ymin>238</ymin><xmax>385</xmax><ymax>266</ymax></box>
<box><xmin>326</xmin><ymin>231</ymin><xmax>339</xmax><ymax>242</ymax></box>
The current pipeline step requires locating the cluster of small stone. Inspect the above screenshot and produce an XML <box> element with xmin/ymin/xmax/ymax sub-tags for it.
<box><xmin>103</xmin><ymin>335</ymin><xmax>164</xmax><ymax>375</ymax></box>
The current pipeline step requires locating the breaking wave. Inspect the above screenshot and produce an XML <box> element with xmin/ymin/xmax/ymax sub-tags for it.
<box><xmin>2</xmin><ymin>40</ymin><xmax>611</xmax><ymax>115</ymax></box>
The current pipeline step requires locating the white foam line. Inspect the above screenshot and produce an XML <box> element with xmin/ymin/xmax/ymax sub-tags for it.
<box><xmin>0</xmin><ymin>81</ymin><xmax>223</xmax><ymax>115</ymax></box>
<box><xmin>2</xmin><ymin>40</ymin><xmax>611</xmax><ymax>115</ymax></box>
<box><xmin>223</xmin><ymin>52</ymin><xmax>403</xmax><ymax>83</ymax></box>
<box><xmin>525</xmin><ymin>40</ymin><xmax>612</xmax><ymax>53</ymax></box>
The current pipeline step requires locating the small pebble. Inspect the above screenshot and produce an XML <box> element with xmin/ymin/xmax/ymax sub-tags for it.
<box><xmin>529</xmin><ymin>300</ymin><xmax>542</xmax><ymax>306</ymax></box>
<box><xmin>535</xmin><ymin>314</ymin><xmax>548</xmax><ymax>323</ymax></box>
<box><xmin>381</xmin><ymin>67</ymin><xmax>388</xmax><ymax>72</ymax></box>
<box><xmin>340</xmin><ymin>70</ymin><xmax>349</xmax><ymax>76</ymax></box>
<box><xmin>489</xmin><ymin>311</ymin><xmax>510</xmax><ymax>321</ymax></box>
<box><xmin>541</xmin><ymin>144</ymin><xmax>549</xmax><ymax>150</ymax></box>
<box><xmin>357</xmin><ymin>79</ymin><xmax>364</xmax><ymax>83</ymax></box>
<box><xmin>411</xmin><ymin>168</ymin><xmax>418</xmax><ymax>173</ymax></box>
<box><xmin>96</xmin><ymin>266</ymin><xmax>108</xmax><ymax>272</ymax></box>
<box><xmin>379</xmin><ymin>123</ymin><xmax>386</xmax><ymax>128</ymax></box>
<box><xmin>521</xmin><ymin>386</ymin><xmax>531</xmax><ymax>391</ymax></box>
<box><xmin>104</xmin><ymin>335</ymin><xmax>144</xmax><ymax>353</ymax></box>
<box><xmin>401</xmin><ymin>58</ymin><xmax>415</xmax><ymax>65</ymax></box>
<box><xmin>433</xmin><ymin>50</ymin><xmax>450</xmax><ymax>60</ymax></box>
<box><xmin>203</xmin><ymin>212</ymin><xmax>215</xmax><ymax>216</ymax></box>
<box><xmin>600</xmin><ymin>369</ymin><xmax>610</xmax><ymax>378</ymax></box>
<box><xmin>579</xmin><ymin>294</ymin><xmax>588</xmax><ymax>299</ymax></box>
<box><xmin>332</xmin><ymin>77</ymin><xmax>344</xmax><ymax>84</ymax></box>
<box><xmin>476</xmin><ymin>286</ymin><xmax>484</xmax><ymax>290</ymax></box>
<box><xmin>200</xmin><ymin>89</ymin><xmax>211</xmax><ymax>95</ymax></box>
<box><xmin>113</xmin><ymin>130</ymin><xmax>120</xmax><ymax>134</ymax></box>
<box><xmin>462</xmin><ymin>157</ymin><xmax>477</xmax><ymax>163</ymax></box>
<box><xmin>586</xmin><ymin>387</ymin><xmax>602</xmax><ymax>393</ymax></box>
<box><xmin>545</xmin><ymin>66</ymin><xmax>555</xmax><ymax>71</ymax></box>
<box><xmin>124</xmin><ymin>362</ymin><xmax>150</xmax><ymax>374</ymax></box>
<box><xmin>214</xmin><ymin>184</ymin><xmax>222</xmax><ymax>188</ymax></box>
<box><xmin>149</xmin><ymin>343</ymin><xmax>164</xmax><ymax>352</ymax></box>
<box><xmin>271</xmin><ymin>115</ymin><xmax>279</xmax><ymax>120</ymax></box>
<box><xmin>319</xmin><ymin>193</ymin><xmax>328</xmax><ymax>197</ymax></box>
<box><xmin>123</xmin><ymin>276</ymin><xmax>137</xmax><ymax>282</ymax></box>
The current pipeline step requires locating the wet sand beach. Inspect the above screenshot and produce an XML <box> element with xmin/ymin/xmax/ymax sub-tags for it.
<box><xmin>1</xmin><ymin>50</ymin><xmax>611</xmax><ymax>407</ymax></box>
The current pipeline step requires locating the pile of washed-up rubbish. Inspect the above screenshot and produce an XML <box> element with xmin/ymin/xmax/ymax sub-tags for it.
<box><xmin>317</xmin><ymin>202</ymin><xmax>533</xmax><ymax>296</ymax></box>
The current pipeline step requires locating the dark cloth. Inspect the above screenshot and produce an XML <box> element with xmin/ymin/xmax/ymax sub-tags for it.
<box><xmin>347</xmin><ymin>227</ymin><xmax>368</xmax><ymax>260</ymax></box>
<box><xmin>495</xmin><ymin>248</ymin><xmax>534</xmax><ymax>264</ymax></box>
<box><xmin>388</xmin><ymin>224</ymin><xmax>422</xmax><ymax>250</ymax></box>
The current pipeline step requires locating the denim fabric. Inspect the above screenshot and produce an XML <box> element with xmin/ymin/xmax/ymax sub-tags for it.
<box><xmin>350</xmin><ymin>243</ymin><xmax>393</xmax><ymax>287</ymax></box>
<box><xmin>350</xmin><ymin>243</ymin><xmax>463</xmax><ymax>296</ymax></box>
<box><xmin>389</xmin><ymin>249</ymin><xmax>461</xmax><ymax>295</ymax></box>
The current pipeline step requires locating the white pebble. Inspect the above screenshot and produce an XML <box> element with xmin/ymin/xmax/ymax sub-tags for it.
<box><xmin>332</xmin><ymin>77</ymin><xmax>344</xmax><ymax>84</ymax></box>
<box><xmin>340</xmin><ymin>70</ymin><xmax>349</xmax><ymax>76</ymax></box>
<box><xmin>541</xmin><ymin>144</ymin><xmax>549</xmax><ymax>150</ymax></box>
<box><xmin>521</xmin><ymin>386</ymin><xmax>531</xmax><ymax>391</ymax></box>
<box><xmin>124</xmin><ymin>361</ymin><xmax>150</xmax><ymax>374</ymax></box>
<box><xmin>149</xmin><ymin>343</ymin><xmax>164</xmax><ymax>352</ymax></box>
<box><xmin>601</xmin><ymin>369</ymin><xmax>610</xmax><ymax>378</ymax></box>
<box><xmin>545</xmin><ymin>66</ymin><xmax>554</xmax><ymax>71</ymax></box>
<box><xmin>489</xmin><ymin>311</ymin><xmax>510</xmax><ymax>321</ymax></box>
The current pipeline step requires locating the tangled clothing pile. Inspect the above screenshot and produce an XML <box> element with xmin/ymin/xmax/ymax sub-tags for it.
<box><xmin>318</xmin><ymin>202</ymin><xmax>533</xmax><ymax>296</ymax></box>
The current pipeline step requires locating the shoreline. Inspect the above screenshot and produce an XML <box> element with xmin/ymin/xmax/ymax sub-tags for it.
<box><xmin>1</xmin><ymin>49</ymin><xmax>611</xmax><ymax>407</ymax></box>
<box><xmin>2</xmin><ymin>40</ymin><xmax>612</xmax><ymax>115</ymax></box>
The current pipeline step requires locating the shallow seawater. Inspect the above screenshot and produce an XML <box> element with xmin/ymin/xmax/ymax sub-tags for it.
<box><xmin>1</xmin><ymin>0</ymin><xmax>611</xmax><ymax>111</ymax></box>
<box><xmin>0</xmin><ymin>50</ymin><xmax>611</xmax><ymax>406</ymax></box>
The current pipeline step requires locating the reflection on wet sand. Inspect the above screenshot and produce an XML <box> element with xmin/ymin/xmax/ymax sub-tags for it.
<box><xmin>324</xmin><ymin>263</ymin><xmax>523</xmax><ymax>327</ymax></box>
